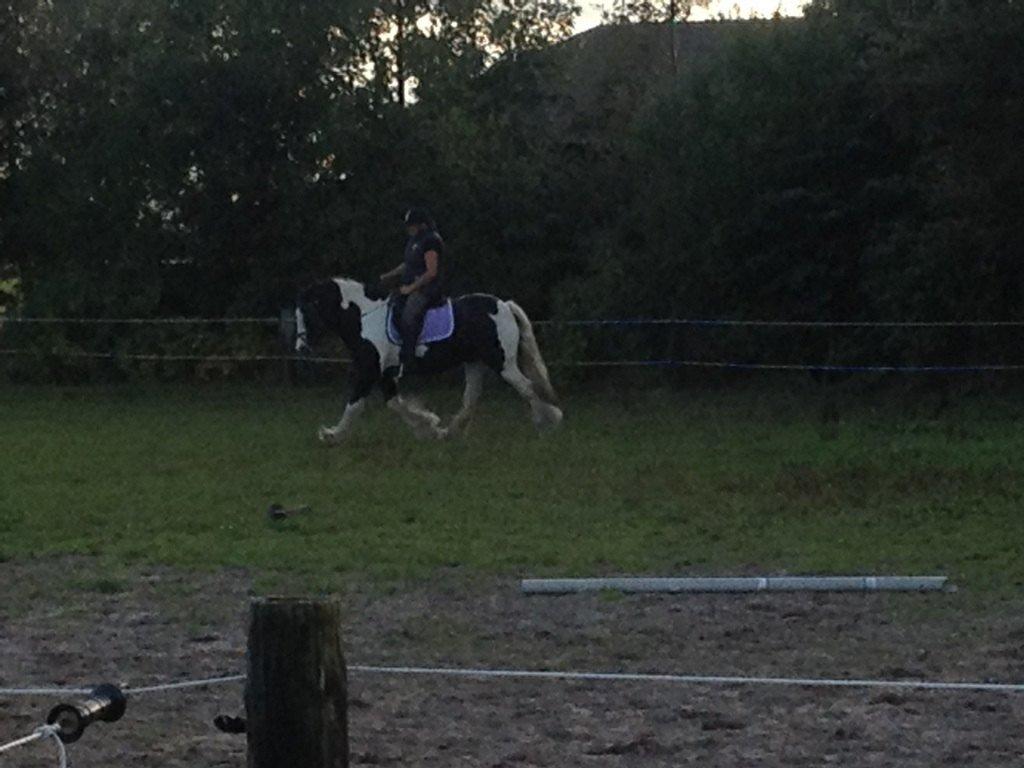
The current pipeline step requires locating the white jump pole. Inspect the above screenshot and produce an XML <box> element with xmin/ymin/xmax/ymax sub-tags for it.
<box><xmin>521</xmin><ymin>576</ymin><xmax>949</xmax><ymax>595</ymax></box>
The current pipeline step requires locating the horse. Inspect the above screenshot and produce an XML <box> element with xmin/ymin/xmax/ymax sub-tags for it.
<box><xmin>294</xmin><ymin>277</ymin><xmax>563</xmax><ymax>442</ymax></box>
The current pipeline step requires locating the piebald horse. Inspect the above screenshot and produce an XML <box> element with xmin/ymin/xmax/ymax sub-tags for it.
<box><xmin>295</xmin><ymin>278</ymin><xmax>563</xmax><ymax>441</ymax></box>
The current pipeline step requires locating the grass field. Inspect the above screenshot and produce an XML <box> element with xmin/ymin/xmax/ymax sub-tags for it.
<box><xmin>1</xmin><ymin>383</ymin><xmax>1022</xmax><ymax>596</ymax></box>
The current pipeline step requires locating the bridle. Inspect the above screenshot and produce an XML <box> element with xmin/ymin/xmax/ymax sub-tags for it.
<box><xmin>294</xmin><ymin>285</ymin><xmax>387</xmax><ymax>353</ymax></box>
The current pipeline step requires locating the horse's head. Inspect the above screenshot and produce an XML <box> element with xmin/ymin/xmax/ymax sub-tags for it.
<box><xmin>294</xmin><ymin>280</ymin><xmax>344</xmax><ymax>353</ymax></box>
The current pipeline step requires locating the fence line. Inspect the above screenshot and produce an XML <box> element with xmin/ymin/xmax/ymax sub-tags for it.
<box><xmin>1</xmin><ymin>317</ymin><xmax>278</xmax><ymax>326</ymax></box>
<box><xmin>0</xmin><ymin>676</ymin><xmax>245</xmax><ymax>700</ymax></box>
<box><xmin>349</xmin><ymin>664</ymin><xmax>1024</xmax><ymax>693</ymax></box>
<box><xmin>5</xmin><ymin>315</ymin><xmax>1024</xmax><ymax>328</ymax></box>
<box><xmin>3</xmin><ymin>655</ymin><xmax>1022</xmax><ymax>762</ymax></box>
<box><xmin>0</xmin><ymin>724</ymin><xmax>66</xmax><ymax>767</ymax></box>
<box><xmin>0</xmin><ymin>686</ymin><xmax>92</xmax><ymax>697</ymax></box>
<box><xmin>534</xmin><ymin>318</ymin><xmax>1024</xmax><ymax>328</ymax></box>
<box><xmin>4</xmin><ymin>311</ymin><xmax>1024</xmax><ymax>373</ymax></box>
<box><xmin>124</xmin><ymin>674</ymin><xmax>246</xmax><ymax>696</ymax></box>
<box><xmin>3</xmin><ymin>663</ymin><xmax>1023</xmax><ymax>703</ymax></box>
<box><xmin>568</xmin><ymin>360</ymin><xmax>1024</xmax><ymax>373</ymax></box>
<box><xmin>3</xmin><ymin>348</ymin><xmax>1023</xmax><ymax>373</ymax></box>
<box><xmin>0</xmin><ymin>349</ymin><xmax>350</xmax><ymax>365</ymax></box>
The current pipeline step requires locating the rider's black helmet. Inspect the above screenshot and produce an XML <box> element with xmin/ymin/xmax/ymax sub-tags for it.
<box><xmin>403</xmin><ymin>207</ymin><xmax>435</xmax><ymax>230</ymax></box>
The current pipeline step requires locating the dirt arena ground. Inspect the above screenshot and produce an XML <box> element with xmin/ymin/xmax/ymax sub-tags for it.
<box><xmin>2</xmin><ymin>558</ymin><xmax>1022</xmax><ymax>767</ymax></box>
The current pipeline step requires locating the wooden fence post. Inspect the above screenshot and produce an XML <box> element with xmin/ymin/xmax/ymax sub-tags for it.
<box><xmin>278</xmin><ymin>308</ymin><xmax>296</xmax><ymax>386</ymax></box>
<box><xmin>246</xmin><ymin>597</ymin><xmax>348</xmax><ymax>768</ymax></box>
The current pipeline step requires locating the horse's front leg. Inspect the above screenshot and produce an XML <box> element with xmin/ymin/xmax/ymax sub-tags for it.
<box><xmin>447</xmin><ymin>363</ymin><xmax>486</xmax><ymax>437</ymax></box>
<box><xmin>317</xmin><ymin>397</ymin><xmax>368</xmax><ymax>444</ymax></box>
<box><xmin>318</xmin><ymin>370</ymin><xmax>376</xmax><ymax>445</ymax></box>
<box><xmin>381</xmin><ymin>372</ymin><xmax>447</xmax><ymax>440</ymax></box>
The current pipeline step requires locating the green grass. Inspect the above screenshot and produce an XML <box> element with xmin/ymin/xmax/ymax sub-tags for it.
<box><xmin>1</xmin><ymin>383</ymin><xmax>1023</xmax><ymax>594</ymax></box>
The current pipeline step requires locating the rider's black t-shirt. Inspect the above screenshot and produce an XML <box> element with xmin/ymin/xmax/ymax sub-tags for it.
<box><xmin>402</xmin><ymin>229</ymin><xmax>446</xmax><ymax>293</ymax></box>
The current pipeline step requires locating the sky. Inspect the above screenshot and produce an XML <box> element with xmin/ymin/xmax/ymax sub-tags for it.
<box><xmin>576</xmin><ymin>0</ymin><xmax>808</xmax><ymax>31</ymax></box>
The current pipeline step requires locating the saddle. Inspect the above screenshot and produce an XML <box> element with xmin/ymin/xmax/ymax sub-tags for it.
<box><xmin>385</xmin><ymin>298</ymin><xmax>455</xmax><ymax>345</ymax></box>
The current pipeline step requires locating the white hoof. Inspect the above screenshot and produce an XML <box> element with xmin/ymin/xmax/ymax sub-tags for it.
<box><xmin>318</xmin><ymin>425</ymin><xmax>341</xmax><ymax>444</ymax></box>
<box><xmin>547</xmin><ymin>405</ymin><xmax>564</xmax><ymax>428</ymax></box>
<box><xmin>411</xmin><ymin>423</ymin><xmax>446</xmax><ymax>441</ymax></box>
<box><xmin>532</xmin><ymin>403</ymin><xmax>564</xmax><ymax>431</ymax></box>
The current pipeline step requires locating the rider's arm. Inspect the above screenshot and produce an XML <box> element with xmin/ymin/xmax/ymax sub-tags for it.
<box><xmin>380</xmin><ymin>264</ymin><xmax>403</xmax><ymax>281</ymax></box>
<box><xmin>400</xmin><ymin>250</ymin><xmax>439</xmax><ymax>294</ymax></box>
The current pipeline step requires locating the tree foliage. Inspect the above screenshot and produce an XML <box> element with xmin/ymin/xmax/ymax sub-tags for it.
<box><xmin>2</xmin><ymin>0</ymin><xmax>1023</xmax><ymax>380</ymax></box>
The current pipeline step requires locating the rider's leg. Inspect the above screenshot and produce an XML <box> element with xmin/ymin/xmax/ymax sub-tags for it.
<box><xmin>399</xmin><ymin>290</ymin><xmax>431</xmax><ymax>367</ymax></box>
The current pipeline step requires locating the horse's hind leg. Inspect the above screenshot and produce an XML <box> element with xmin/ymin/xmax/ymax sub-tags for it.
<box><xmin>448</xmin><ymin>363</ymin><xmax>486</xmax><ymax>437</ymax></box>
<box><xmin>499</xmin><ymin>362</ymin><xmax>563</xmax><ymax>430</ymax></box>
<box><xmin>493</xmin><ymin>312</ymin><xmax>563</xmax><ymax>430</ymax></box>
<box><xmin>381</xmin><ymin>372</ymin><xmax>447</xmax><ymax>440</ymax></box>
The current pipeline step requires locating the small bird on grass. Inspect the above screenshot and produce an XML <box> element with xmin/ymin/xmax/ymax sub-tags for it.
<box><xmin>266</xmin><ymin>503</ymin><xmax>312</xmax><ymax>521</ymax></box>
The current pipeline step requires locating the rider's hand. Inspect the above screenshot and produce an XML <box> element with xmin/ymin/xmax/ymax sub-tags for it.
<box><xmin>399</xmin><ymin>284</ymin><xmax>415</xmax><ymax>296</ymax></box>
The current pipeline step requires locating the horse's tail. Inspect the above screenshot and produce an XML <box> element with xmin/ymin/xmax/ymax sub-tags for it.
<box><xmin>507</xmin><ymin>301</ymin><xmax>559</xmax><ymax>406</ymax></box>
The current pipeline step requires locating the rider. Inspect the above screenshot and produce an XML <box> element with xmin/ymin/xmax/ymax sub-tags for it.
<box><xmin>380</xmin><ymin>207</ymin><xmax>447</xmax><ymax>376</ymax></box>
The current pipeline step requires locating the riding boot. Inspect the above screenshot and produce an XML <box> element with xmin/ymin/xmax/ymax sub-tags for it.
<box><xmin>385</xmin><ymin>324</ymin><xmax>418</xmax><ymax>382</ymax></box>
<box><xmin>396</xmin><ymin>335</ymin><xmax>415</xmax><ymax>379</ymax></box>
<box><xmin>398</xmin><ymin>290</ymin><xmax>430</xmax><ymax>373</ymax></box>
<box><xmin>399</xmin><ymin>335</ymin><xmax>416</xmax><ymax>365</ymax></box>
<box><xmin>383</xmin><ymin>320</ymin><xmax>417</xmax><ymax>383</ymax></box>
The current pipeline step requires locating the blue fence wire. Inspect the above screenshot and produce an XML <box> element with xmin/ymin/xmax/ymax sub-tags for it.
<box><xmin>3</xmin><ymin>314</ymin><xmax>1023</xmax><ymax>373</ymax></box>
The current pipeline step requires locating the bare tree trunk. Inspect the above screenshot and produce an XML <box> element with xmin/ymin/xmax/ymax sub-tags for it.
<box><xmin>669</xmin><ymin>0</ymin><xmax>678</xmax><ymax>74</ymax></box>
<box><xmin>396</xmin><ymin>1</ymin><xmax>406</xmax><ymax>107</ymax></box>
